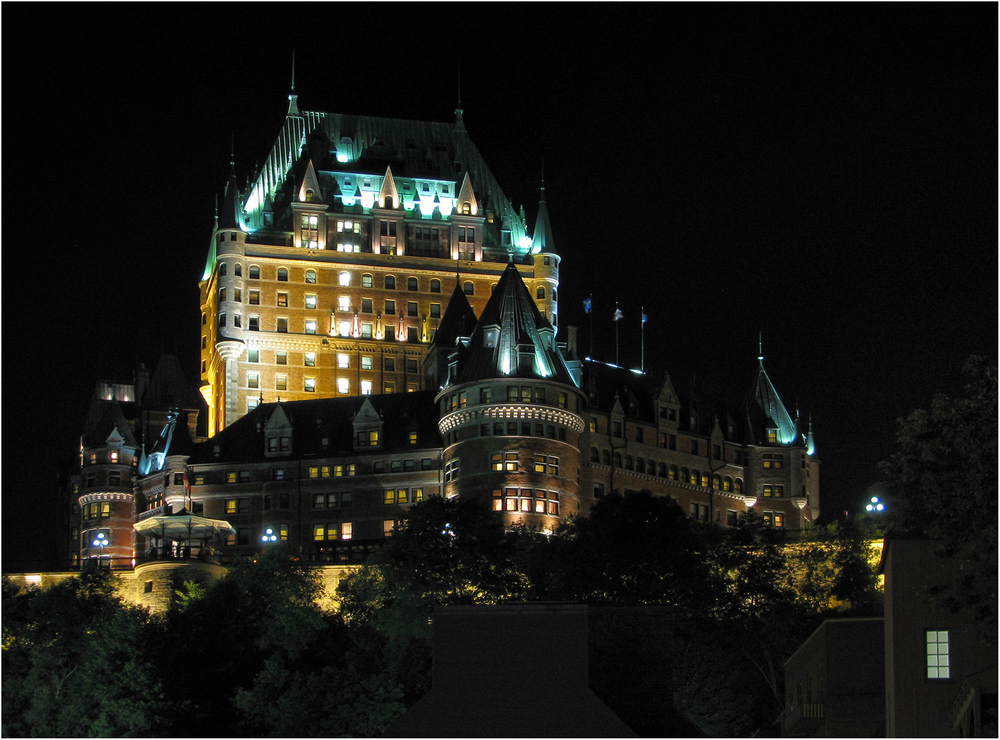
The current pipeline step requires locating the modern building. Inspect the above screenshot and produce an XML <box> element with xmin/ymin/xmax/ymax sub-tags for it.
<box><xmin>42</xmin><ymin>86</ymin><xmax>822</xmax><ymax>609</ymax></box>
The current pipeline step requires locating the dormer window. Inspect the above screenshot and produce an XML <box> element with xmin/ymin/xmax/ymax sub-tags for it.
<box><xmin>305</xmin><ymin>189</ymin><xmax>315</xmax><ymax>203</ymax></box>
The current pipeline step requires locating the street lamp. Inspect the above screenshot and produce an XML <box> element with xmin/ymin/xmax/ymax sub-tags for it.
<box><xmin>865</xmin><ymin>496</ymin><xmax>886</xmax><ymax>513</ymax></box>
<box><xmin>260</xmin><ymin>527</ymin><xmax>279</xmax><ymax>544</ymax></box>
<box><xmin>92</xmin><ymin>532</ymin><xmax>109</xmax><ymax>567</ymax></box>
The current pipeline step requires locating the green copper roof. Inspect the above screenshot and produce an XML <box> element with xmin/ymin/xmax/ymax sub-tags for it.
<box><xmin>530</xmin><ymin>184</ymin><xmax>555</xmax><ymax>254</ymax></box>
<box><xmin>453</xmin><ymin>262</ymin><xmax>577</xmax><ymax>386</ymax></box>
<box><xmin>746</xmin><ymin>358</ymin><xmax>799</xmax><ymax>445</ymax></box>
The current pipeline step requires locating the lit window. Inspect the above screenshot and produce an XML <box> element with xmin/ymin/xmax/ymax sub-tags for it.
<box><xmin>926</xmin><ymin>631</ymin><xmax>950</xmax><ymax>679</ymax></box>
<box><xmin>341</xmin><ymin>523</ymin><xmax>352</xmax><ymax>540</ymax></box>
<box><xmin>304</xmin><ymin>352</ymin><xmax>316</xmax><ymax>367</ymax></box>
<box><xmin>338</xmin><ymin>295</ymin><xmax>351</xmax><ymax>312</ymax></box>
<box><xmin>362</xmin><ymin>274</ymin><xmax>373</xmax><ymax>288</ymax></box>
<box><xmin>361</xmin><ymin>380</ymin><xmax>373</xmax><ymax>395</ymax></box>
<box><xmin>277</xmin><ymin>292</ymin><xmax>288</xmax><ymax>307</ymax></box>
<box><xmin>361</xmin><ymin>355</ymin><xmax>373</xmax><ymax>370</ymax></box>
<box><xmin>339</xmin><ymin>321</ymin><xmax>351</xmax><ymax>337</ymax></box>
<box><xmin>247</xmin><ymin>372</ymin><xmax>259</xmax><ymax>389</ymax></box>
<box><xmin>337</xmin><ymin>353</ymin><xmax>350</xmax><ymax>369</ymax></box>
<box><xmin>337</xmin><ymin>378</ymin><xmax>349</xmax><ymax>394</ymax></box>
<box><xmin>305</xmin><ymin>294</ymin><xmax>317</xmax><ymax>309</ymax></box>
<box><xmin>305</xmin><ymin>320</ymin><xmax>317</xmax><ymax>335</ymax></box>
<box><xmin>275</xmin><ymin>375</ymin><xmax>287</xmax><ymax>391</ymax></box>
<box><xmin>305</xmin><ymin>270</ymin><xmax>317</xmax><ymax>284</ymax></box>
<box><xmin>305</xmin><ymin>378</ymin><xmax>316</xmax><ymax>393</ymax></box>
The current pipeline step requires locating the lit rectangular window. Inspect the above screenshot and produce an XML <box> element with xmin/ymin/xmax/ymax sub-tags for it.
<box><xmin>305</xmin><ymin>378</ymin><xmax>317</xmax><ymax>393</ymax></box>
<box><xmin>337</xmin><ymin>353</ymin><xmax>350</xmax><ymax>368</ymax></box>
<box><xmin>276</xmin><ymin>375</ymin><xmax>287</xmax><ymax>391</ymax></box>
<box><xmin>341</xmin><ymin>523</ymin><xmax>352</xmax><ymax>540</ymax></box>
<box><xmin>305</xmin><ymin>320</ymin><xmax>317</xmax><ymax>335</ymax></box>
<box><xmin>926</xmin><ymin>631</ymin><xmax>950</xmax><ymax>679</ymax></box>
<box><xmin>305</xmin><ymin>352</ymin><xmax>316</xmax><ymax>367</ymax></box>
<box><xmin>361</xmin><ymin>380</ymin><xmax>373</xmax><ymax>395</ymax></box>
<box><xmin>305</xmin><ymin>294</ymin><xmax>317</xmax><ymax>309</ymax></box>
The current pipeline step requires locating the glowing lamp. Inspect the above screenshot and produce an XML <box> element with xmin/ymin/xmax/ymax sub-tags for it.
<box><xmin>865</xmin><ymin>496</ymin><xmax>886</xmax><ymax>513</ymax></box>
<box><xmin>261</xmin><ymin>527</ymin><xmax>278</xmax><ymax>543</ymax></box>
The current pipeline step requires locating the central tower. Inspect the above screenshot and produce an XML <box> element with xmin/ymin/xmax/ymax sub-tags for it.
<box><xmin>199</xmin><ymin>91</ymin><xmax>559</xmax><ymax>436</ymax></box>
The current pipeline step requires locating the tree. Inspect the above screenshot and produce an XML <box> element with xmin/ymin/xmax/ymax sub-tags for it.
<box><xmin>2</xmin><ymin>571</ymin><xmax>170</xmax><ymax>738</ymax></box>
<box><xmin>880</xmin><ymin>355</ymin><xmax>997</xmax><ymax>641</ymax></box>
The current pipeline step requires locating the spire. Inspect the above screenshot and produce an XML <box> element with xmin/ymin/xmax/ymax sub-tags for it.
<box><xmin>530</xmin><ymin>170</ymin><xmax>555</xmax><ymax>254</ymax></box>
<box><xmin>745</xmin><ymin>349</ymin><xmax>798</xmax><ymax>446</ymax></box>
<box><xmin>218</xmin><ymin>157</ymin><xmax>247</xmax><ymax>231</ymax></box>
<box><xmin>287</xmin><ymin>50</ymin><xmax>301</xmax><ymax>117</ymax></box>
<box><xmin>454</xmin><ymin>262</ymin><xmax>577</xmax><ymax>386</ymax></box>
<box><xmin>454</xmin><ymin>66</ymin><xmax>465</xmax><ymax>133</ymax></box>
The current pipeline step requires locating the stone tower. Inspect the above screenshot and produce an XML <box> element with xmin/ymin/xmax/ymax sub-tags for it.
<box><xmin>435</xmin><ymin>261</ymin><xmax>586</xmax><ymax>530</ymax></box>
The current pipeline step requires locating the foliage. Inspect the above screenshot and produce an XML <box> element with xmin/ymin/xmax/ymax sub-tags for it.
<box><xmin>2</xmin><ymin>570</ymin><xmax>170</xmax><ymax>738</ymax></box>
<box><xmin>880</xmin><ymin>355</ymin><xmax>997</xmax><ymax>640</ymax></box>
<box><xmin>788</xmin><ymin>518</ymin><xmax>882</xmax><ymax>613</ymax></box>
<box><xmin>544</xmin><ymin>491</ymin><xmax>709</xmax><ymax>610</ymax></box>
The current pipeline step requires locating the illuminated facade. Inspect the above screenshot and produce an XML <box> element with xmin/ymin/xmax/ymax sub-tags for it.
<box><xmin>199</xmin><ymin>88</ymin><xmax>559</xmax><ymax>436</ymax></box>
<box><xmin>53</xmin><ymin>89</ymin><xmax>822</xmax><ymax>607</ymax></box>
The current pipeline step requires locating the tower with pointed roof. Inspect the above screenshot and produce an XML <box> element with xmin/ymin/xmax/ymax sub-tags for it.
<box><xmin>199</xmin><ymin>83</ymin><xmax>559</xmax><ymax>436</ymax></box>
<box><xmin>435</xmin><ymin>262</ymin><xmax>586</xmax><ymax>529</ymax></box>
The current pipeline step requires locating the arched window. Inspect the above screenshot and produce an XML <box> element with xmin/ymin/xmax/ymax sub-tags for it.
<box><xmin>590</xmin><ymin>447</ymin><xmax>599</xmax><ymax>463</ymax></box>
<box><xmin>613</xmin><ymin>453</ymin><xmax>623</xmax><ymax>468</ymax></box>
<box><xmin>305</xmin><ymin>269</ymin><xmax>316</xmax><ymax>284</ymax></box>
<box><xmin>712</xmin><ymin>474</ymin><xmax>721</xmax><ymax>490</ymax></box>
<box><xmin>602</xmin><ymin>450</ymin><xmax>611</xmax><ymax>465</ymax></box>
<box><xmin>305</xmin><ymin>189</ymin><xmax>314</xmax><ymax>202</ymax></box>
<box><xmin>701</xmin><ymin>473</ymin><xmax>709</xmax><ymax>488</ymax></box>
<box><xmin>624</xmin><ymin>455</ymin><xmax>633</xmax><ymax>471</ymax></box>
<box><xmin>536</xmin><ymin>287</ymin><xmax>545</xmax><ymax>299</ymax></box>
<box><xmin>339</xmin><ymin>271</ymin><xmax>351</xmax><ymax>286</ymax></box>
<box><xmin>234</xmin><ymin>264</ymin><xmax>242</xmax><ymax>277</ymax></box>
<box><xmin>658</xmin><ymin>463</ymin><xmax>667</xmax><ymax>477</ymax></box>
<box><xmin>647</xmin><ymin>459</ymin><xmax>656</xmax><ymax>475</ymax></box>
<box><xmin>430</xmin><ymin>279</ymin><xmax>441</xmax><ymax>293</ymax></box>
<box><xmin>407</xmin><ymin>277</ymin><xmax>418</xmax><ymax>291</ymax></box>
<box><xmin>277</xmin><ymin>268</ymin><xmax>288</xmax><ymax>282</ymax></box>
<box><xmin>724</xmin><ymin>476</ymin><xmax>733</xmax><ymax>492</ymax></box>
<box><xmin>362</xmin><ymin>273</ymin><xmax>373</xmax><ymax>288</ymax></box>
<box><xmin>219</xmin><ymin>263</ymin><xmax>227</xmax><ymax>277</ymax></box>
<box><xmin>462</xmin><ymin>201</ymin><xmax>471</xmax><ymax>215</ymax></box>
<box><xmin>385</xmin><ymin>275</ymin><xmax>396</xmax><ymax>290</ymax></box>
<box><xmin>552</xmin><ymin>289</ymin><xmax>558</xmax><ymax>301</ymax></box>
<box><xmin>735</xmin><ymin>479</ymin><xmax>744</xmax><ymax>495</ymax></box>
<box><xmin>635</xmin><ymin>456</ymin><xmax>643</xmax><ymax>472</ymax></box>
<box><xmin>463</xmin><ymin>281</ymin><xmax>474</xmax><ymax>295</ymax></box>
<box><xmin>680</xmin><ymin>467</ymin><xmax>689</xmax><ymax>484</ymax></box>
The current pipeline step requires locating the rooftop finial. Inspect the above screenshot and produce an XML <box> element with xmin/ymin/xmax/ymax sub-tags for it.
<box><xmin>287</xmin><ymin>50</ymin><xmax>301</xmax><ymax>117</ymax></box>
<box><xmin>454</xmin><ymin>65</ymin><xmax>465</xmax><ymax>132</ymax></box>
<box><xmin>758</xmin><ymin>331</ymin><xmax>764</xmax><ymax>362</ymax></box>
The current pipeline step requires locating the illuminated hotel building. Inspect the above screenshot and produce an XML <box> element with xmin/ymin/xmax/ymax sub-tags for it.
<box><xmin>46</xmin><ymin>87</ymin><xmax>821</xmax><ymax>608</ymax></box>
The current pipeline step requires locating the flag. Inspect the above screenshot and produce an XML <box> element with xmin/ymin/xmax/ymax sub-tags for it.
<box><xmin>642</xmin><ymin>311</ymin><xmax>648</xmax><ymax>324</ymax></box>
<box><xmin>613</xmin><ymin>307</ymin><xmax>623</xmax><ymax>321</ymax></box>
<box><xmin>583</xmin><ymin>298</ymin><xmax>592</xmax><ymax>314</ymax></box>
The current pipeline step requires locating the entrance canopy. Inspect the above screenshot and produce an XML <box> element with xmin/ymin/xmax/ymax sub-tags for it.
<box><xmin>134</xmin><ymin>509</ymin><xmax>234</xmax><ymax>544</ymax></box>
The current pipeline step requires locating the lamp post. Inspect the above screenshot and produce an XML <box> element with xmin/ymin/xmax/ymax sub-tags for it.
<box><xmin>260</xmin><ymin>527</ymin><xmax>279</xmax><ymax>551</ymax></box>
<box><xmin>865</xmin><ymin>496</ymin><xmax>886</xmax><ymax>513</ymax></box>
<box><xmin>92</xmin><ymin>532</ymin><xmax>109</xmax><ymax>568</ymax></box>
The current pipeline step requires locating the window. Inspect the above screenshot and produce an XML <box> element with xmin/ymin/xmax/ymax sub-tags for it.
<box><xmin>463</xmin><ymin>281</ymin><xmax>474</xmax><ymax>295</ymax></box>
<box><xmin>305</xmin><ymin>352</ymin><xmax>316</xmax><ymax>367</ymax></box>
<box><xmin>305</xmin><ymin>294</ymin><xmax>317</xmax><ymax>310</ymax></box>
<box><xmin>385</xmin><ymin>300</ymin><xmax>396</xmax><ymax>315</ymax></box>
<box><xmin>247</xmin><ymin>372</ymin><xmax>260</xmax><ymax>389</ymax></box>
<box><xmin>384</xmin><ymin>357</ymin><xmax>395</xmax><ymax>372</ymax></box>
<box><xmin>276</xmin><ymin>292</ymin><xmax>288</xmax><ymax>307</ymax></box>
<box><xmin>248</xmin><ymin>316</ymin><xmax>259</xmax><ymax>331</ymax></box>
<box><xmin>430</xmin><ymin>303</ymin><xmax>441</xmax><ymax>318</ymax></box>
<box><xmin>430</xmin><ymin>279</ymin><xmax>441</xmax><ymax>293</ymax></box>
<box><xmin>276</xmin><ymin>317</ymin><xmax>288</xmax><ymax>332</ymax></box>
<box><xmin>361</xmin><ymin>298</ymin><xmax>373</xmax><ymax>313</ymax></box>
<box><xmin>385</xmin><ymin>275</ymin><xmax>396</xmax><ymax>290</ymax></box>
<box><xmin>445</xmin><ymin>459</ymin><xmax>460</xmax><ymax>483</ymax></box>
<box><xmin>537</xmin><ymin>287</ymin><xmax>545</xmax><ymax>299</ymax></box>
<box><xmin>305</xmin><ymin>269</ymin><xmax>317</xmax><ymax>284</ymax></box>
<box><xmin>337</xmin><ymin>353</ymin><xmax>350</xmax><ymax>369</ymax></box>
<box><xmin>275</xmin><ymin>350</ymin><xmax>287</xmax><ymax>365</ymax></box>
<box><xmin>926</xmin><ymin>631</ymin><xmax>950</xmax><ymax>679</ymax></box>
<box><xmin>338</xmin><ymin>271</ymin><xmax>351</xmax><ymax>287</ymax></box>
<box><xmin>249</xmin><ymin>265</ymin><xmax>260</xmax><ymax>279</ymax></box>
<box><xmin>362</xmin><ymin>273</ymin><xmax>373</xmax><ymax>288</ymax></box>
<box><xmin>407</xmin><ymin>277</ymin><xmax>418</xmax><ymax>291</ymax></box>
<box><xmin>337</xmin><ymin>378</ymin><xmax>350</xmax><ymax>394</ymax></box>
<box><xmin>407</xmin><ymin>301</ymin><xmax>418</xmax><ymax>317</ymax></box>
<box><xmin>338</xmin><ymin>295</ymin><xmax>351</xmax><ymax>312</ymax></box>
<box><xmin>278</xmin><ymin>268</ymin><xmax>288</xmax><ymax>281</ymax></box>
<box><xmin>305</xmin><ymin>320</ymin><xmax>317</xmax><ymax>335</ymax></box>
<box><xmin>305</xmin><ymin>378</ymin><xmax>316</xmax><ymax>393</ymax></box>
<box><xmin>275</xmin><ymin>374</ymin><xmax>287</xmax><ymax>391</ymax></box>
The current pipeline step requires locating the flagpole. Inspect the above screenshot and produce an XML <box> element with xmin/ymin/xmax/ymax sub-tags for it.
<box><xmin>589</xmin><ymin>294</ymin><xmax>593</xmax><ymax>358</ymax></box>
<box><xmin>615</xmin><ymin>302</ymin><xmax>620</xmax><ymax>366</ymax></box>
<box><xmin>641</xmin><ymin>306</ymin><xmax>645</xmax><ymax>373</ymax></box>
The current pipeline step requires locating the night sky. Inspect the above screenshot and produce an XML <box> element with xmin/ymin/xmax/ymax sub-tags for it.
<box><xmin>4</xmin><ymin>5</ymin><xmax>996</xmax><ymax>569</ymax></box>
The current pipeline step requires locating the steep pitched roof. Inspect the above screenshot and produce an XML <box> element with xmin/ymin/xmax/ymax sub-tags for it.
<box><xmin>455</xmin><ymin>262</ymin><xmax>577</xmax><ymax>386</ymax></box>
<box><xmin>432</xmin><ymin>283</ymin><xmax>478</xmax><ymax>347</ymax></box>
<box><xmin>743</xmin><ymin>358</ymin><xmax>799</xmax><ymax>446</ymax></box>
<box><xmin>80</xmin><ymin>396</ymin><xmax>139</xmax><ymax>450</ymax></box>
<box><xmin>187</xmin><ymin>392</ymin><xmax>441</xmax><ymax>464</ymax></box>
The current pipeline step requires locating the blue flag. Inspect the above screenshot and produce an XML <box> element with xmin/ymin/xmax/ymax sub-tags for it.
<box><xmin>642</xmin><ymin>312</ymin><xmax>648</xmax><ymax>324</ymax></box>
<box><xmin>583</xmin><ymin>298</ymin><xmax>592</xmax><ymax>314</ymax></box>
<box><xmin>613</xmin><ymin>308</ymin><xmax>623</xmax><ymax>321</ymax></box>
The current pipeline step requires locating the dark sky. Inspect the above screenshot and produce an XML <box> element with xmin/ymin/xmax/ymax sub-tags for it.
<box><xmin>4</xmin><ymin>5</ymin><xmax>996</xmax><ymax>569</ymax></box>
